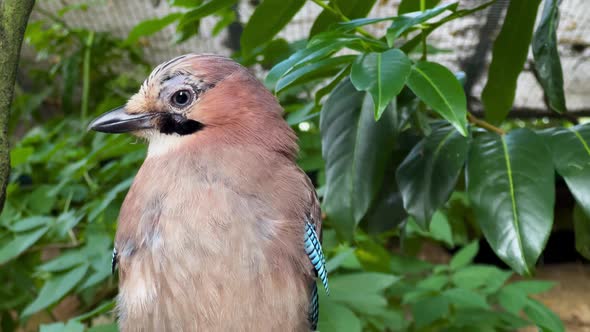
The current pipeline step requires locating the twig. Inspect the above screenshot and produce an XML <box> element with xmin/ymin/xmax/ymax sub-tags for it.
<box><xmin>468</xmin><ymin>113</ymin><xmax>505</xmax><ymax>135</ymax></box>
<box><xmin>420</xmin><ymin>0</ymin><xmax>427</xmax><ymax>60</ymax></box>
<box><xmin>310</xmin><ymin>0</ymin><xmax>376</xmax><ymax>39</ymax></box>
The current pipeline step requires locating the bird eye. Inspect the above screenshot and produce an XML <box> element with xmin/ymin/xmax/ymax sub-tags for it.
<box><xmin>171</xmin><ymin>89</ymin><xmax>193</xmax><ymax>108</ymax></box>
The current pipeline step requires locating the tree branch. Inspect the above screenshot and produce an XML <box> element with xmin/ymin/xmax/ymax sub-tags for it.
<box><xmin>468</xmin><ymin>113</ymin><xmax>506</xmax><ymax>135</ymax></box>
<box><xmin>0</xmin><ymin>0</ymin><xmax>36</xmax><ymax>211</ymax></box>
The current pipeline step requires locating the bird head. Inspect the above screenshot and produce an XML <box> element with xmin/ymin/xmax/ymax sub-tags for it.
<box><xmin>89</xmin><ymin>54</ymin><xmax>297</xmax><ymax>158</ymax></box>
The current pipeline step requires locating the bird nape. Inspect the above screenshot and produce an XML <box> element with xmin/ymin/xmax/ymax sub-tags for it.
<box><xmin>89</xmin><ymin>54</ymin><xmax>328</xmax><ymax>332</ymax></box>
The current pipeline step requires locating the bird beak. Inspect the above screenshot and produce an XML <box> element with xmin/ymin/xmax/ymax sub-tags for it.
<box><xmin>88</xmin><ymin>106</ymin><xmax>158</xmax><ymax>133</ymax></box>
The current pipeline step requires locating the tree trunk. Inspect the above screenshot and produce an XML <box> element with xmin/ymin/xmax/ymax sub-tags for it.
<box><xmin>0</xmin><ymin>0</ymin><xmax>35</xmax><ymax>211</ymax></box>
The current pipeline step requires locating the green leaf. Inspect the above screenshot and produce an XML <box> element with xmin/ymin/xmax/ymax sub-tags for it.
<box><xmin>451</xmin><ymin>265</ymin><xmax>512</xmax><ymax>292</ymax></box>
<box><xmin>27</xmin><ymin>185</ymin><xmax>57</xmax><ymax>214</ymax></box>
<box><xmin>325</xmin><ymin>247</ymin><xmax>355</xmax><ymax>272</ymax></box>
<box><xmin>505</xmin><ymin>280</ymin><xmax>555</xmax><ymax>295</ymax></box>
<box><xmin>9</xmin><ymin>216</ymin><xmax>53</xmax><ymax>232</ymax></box>
<box><xmin>0</xmin><ymin>227</ymin><xmax>49</xmax><ymax>264</ymax></box>
<box><xmin>40</xmin><ymin>321</ymin><xmax>85</xmax><ymax>332</ymax></box>
<box><xmin>449</xmin><ymin>241</ymin><xmax>479</xmax><ymax>270</ymax></box>
<box><xmin>524</xmin><ymin>298</ymin><xmax>564</xmax><ymax>332</ymax></box>
<box><xmin>482</xmin><ymin>0</ymin><xmax>542</xmax><ymax>124</ymax></box>
<box><xmin>428</xmin><ymin>211</ymin><xmax>454</xmax><ymax>247</ymax></box>
<box><xmin>416</xmin><ymin>274</ymin><xmax>448</xmax><ymax>291</ymax></box>
<box><xmin>241</xmin><ymin>0</ymin><xmax>306</xmax><ymax>55</ymax></box>
<box><xmin>532</xmin><ymin>0</ymin><xmax>566</xmax><ymax>113</ymax></box>
<box><xmin>406</xmin><ymin>61</ymin><xmax>468</xmax><ymax>136</ymax></box>
<box><xmin>126</xmin><ymin>13</ymin><xmax>182</xmax><ymax>44</ymax></box>
<box><xmin>176</xmin><ymin>0</ymin><xmax>237</xmax><ymax>37</ymax></box>
<box><xmin>72</xmin><ymin>300</ymin><xmax>115</xmax><ymax>322</ymax></box>
<box><xmin>573</xmin><ymin>204</ymin><xmax>590</xmax><ymax>259</ymax></box>
<box><xmin>318</xmin><ymin>300</ymin><xmax>362</xmax><ymax>332</ymax></box>
<box><xmin>386</xmin><ymin>2</ymin><xmax>458</xmax><ymax>46</ymax></box>
<box><xmin>398</xmin><ymin>0</ymin><xmax>442</xmax><ymax>14</ymax></box>
<box><xmin>330</xmin><ymin>272</ymin><xmax>399</xmax><ymax>294</ymax></box>
<box><xmin>86</xmin><ymin>323</ymin><xmax>119</xmax><ymax>332</ymax></box>
<box><xmin>22</xmin><ymin>264</ymin><xmax>89</xmax><ymax>316</ymax></box>
<box><xmin>467</xmin><ymin>129</ymin><xmax>554</xmax><ymax>275</ymax></box>
<box><xmin>412</xmin><ymin>295</ymin><xmax>450</xmax><ymax>328</ymax></box>
<box><xmin>497</xmin><ymin>279</ymin><xmax>555</xmax><ymax>314</ymax></box>
<box><xmin>266</xmin><ymin>39</ymin><xmax>351</xmax><ymax>90</ymax></box>
<box><xmin>315</xmin><ymin>65</ymin><xmax>351</xmax><ymax>105</ymax></box>
<box><xmin>276</xmin><ymin>55</ymin><xmax>355</xmax><ymax>92</ymax></box>
<box><xmin>497</xmin><ymin>286</ymin><xmax>528</xmax><ymax>314</ymax></box>
<box><xmin>328</xmin><ymin>272</ymin><xmax>400</xmax><ymax>314</ymax></box>
<box><xmin>38</xmin><ymin>251</ymin><xmax>87</xmax><ymax>272</ymax></box>
<box><xmin>396</xmin><ymin>123</ymin><xmax>469</xmax><ymax>225</ymax></box>
<box><xmin>310</xmin><ymin>0</ymin><xmax>377</xmax><ymax>36</ymax></box>
<box><xmin>443</xmin><ymin>287</ymin><xmax>489</xmax><ymax>309</ymax></box>
<box><xmin>320</xmin><ymin>80</ymin><xmax>396</xmax><ymax>239</ymax></box>
<box><xmin>350</xmin><ymin>49</ymin><xmax>411</xmax><ymax>119</ymax></box>
<box><xmin>10</xmin><ymin>146</ymin><xmax>34</xmax><ymax>167</ymax></box>
<box><xmin>541</xmin><ymin>125</ymin><xmax>590</xmax><ymax>217</ymax></box>
<box><xmin>169</xmin><ymin>0</ymin><xmax>204</xmax><ymax>8</ymax></box>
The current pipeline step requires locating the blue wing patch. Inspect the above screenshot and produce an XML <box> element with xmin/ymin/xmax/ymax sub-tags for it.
<box><xmin>304</xmin><ymin>221</ymin><xmax>329</xmax><ymax>294</ymax></box>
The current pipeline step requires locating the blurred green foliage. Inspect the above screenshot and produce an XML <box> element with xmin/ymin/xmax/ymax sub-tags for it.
<box><xmin>0</xmin><ymin>0</ymin><xmax>581</xmax><ymax>331</ymax></box>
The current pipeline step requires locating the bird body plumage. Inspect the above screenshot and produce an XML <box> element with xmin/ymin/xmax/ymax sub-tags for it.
<box><xmin>91</xmin><ymin>54</ymin><xmax>328</xmax><ymax>331</ymax></box>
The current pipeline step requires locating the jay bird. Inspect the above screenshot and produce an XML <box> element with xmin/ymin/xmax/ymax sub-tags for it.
<box><xmin>89</xmin><ymin>54</ymin><xmax>329</xmax><ymax>331</ymax></box>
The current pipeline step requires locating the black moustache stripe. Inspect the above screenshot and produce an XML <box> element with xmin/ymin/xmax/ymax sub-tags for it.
<box><xmin>158</xmin><ymin>113</ymin><xmax>204</xmax><ymax>135</ymax></box>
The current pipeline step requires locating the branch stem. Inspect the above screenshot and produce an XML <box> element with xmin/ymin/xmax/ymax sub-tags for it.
<box><xmin>310</xmin><ymin>0</ymin><xmax>375</xmax><ymax>39</ymax></box>
<box><xmin>468</xmin><ymin>113</ymin><xmax>505</xmax><ymax>135</ymax></box>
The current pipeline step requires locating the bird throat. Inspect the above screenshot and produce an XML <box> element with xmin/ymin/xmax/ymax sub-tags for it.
<box><xmin>158</xmin><ymin>113</ymin><xmax>204</xmax><ymax>136</ymax></box>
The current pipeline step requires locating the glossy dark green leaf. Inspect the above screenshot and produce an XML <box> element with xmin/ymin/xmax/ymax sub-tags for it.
<box><xmin>314</xmin><ymin>65</ymin><xmax>351</xmax><ymax>105</ymax></box>
<box><xmin>22</xmin><ymin>264</ymin><xmax>89</xmax><ymax>316</ymax></box>
<box><xmin>399</xmin><ymin>1</ymin><xmax>494</xmax><ymax>53</ymax></box>
<box><xmin>266</xmin><ymin>38</ymin><xmax>351</xmax><ymax>90</ymax></box>
<box><xmin>398</xmin><ymin>0</ymin><xmax>442</xmax><ymax>14</ymax></box>
<box><xmin>540</xmin><ymin>124</ymin><xmax>590</xmax><ymax>216</ymax></box>
<box><xmin>482</xmin><ymin>0</ymin><xmax>542</xmax><ymax>124</ymax></box>
<box><xmin>396</xmin><ymin>123</ymin><xmax>469</xmax><ymax>226</ymax></box>
<box><xmin>310</xmin><ymin>0</ymin><xmax>377</xmax><ymax>37</ymax></box>
<box><xmin>350</xmin><ymin>49</ymin><xmax>411</xmax><ymax>119</ymax></box>
<box><xmin>467</xmin><ymin>129</ymin><xmax>554</xmax><ymax>275</ymax></box>
<box><xmin>406</xmin><ymin>61</ymin><xmax>468</xmax><ymax>136</ymax></box>
<box><xmin>241</xmin><ymin>0</ymin><xmax>306</xmax><ymax>55</ymax></box>
<box><xmin>0</xmin><ymin>227</ymin><xmax>49</xmax><ymax>264</ymax></box>
<box><xmin>126</xmin><ymin>13</ymin><xmax>182</xmax><ymax>44</ymax></box>
<box><xmin>573</xmin><ymin>204</ymin><xmax>590</xmax><ymax>259</ymax></box>
<box><xmin>334</xmin><ymin>17</ymin><xmax>393</xmax><ymax>32</ymax></box>
<box><xmin>320</xmin><ymin>79</ymin><xmax>396</xmax><ymax>239</ymax></box>
<box><xmin>386</xmin><ymin>2</ymin><xmax>458</xmax><ymax>46</ymax></box>
<box><xmin>532</xmin><ymin>0</ymin><xmax>566</xmax><ymax>113</ymax></box>
<box><xmin>276</xmin><ymin>55</ymin><xmax>355</xmax><ymax>92</ymax></box>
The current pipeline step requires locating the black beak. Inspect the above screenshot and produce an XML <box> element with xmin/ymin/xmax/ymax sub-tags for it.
<box><xmin>88</xmin><ymin>106</ymin><xmax>158</xmax><ymax>133</ymax></box>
